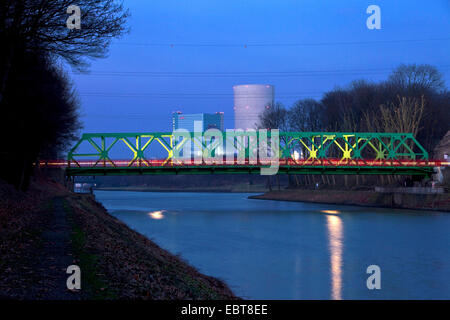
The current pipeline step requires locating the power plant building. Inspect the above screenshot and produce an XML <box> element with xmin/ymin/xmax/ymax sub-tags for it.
<box><xmin>233</xmin><ymin>84</ymin><xmax>274</xmax><ymax>130</ymax></box>
<box><xmin>171</xmin><ymin>112</ymin><xmax>225</xmax><ymax>158</ymax></box>
<box><xmin>172</xmin><ymin>112</ymin><xmax>224</xmax><ymax>132</ymax></box>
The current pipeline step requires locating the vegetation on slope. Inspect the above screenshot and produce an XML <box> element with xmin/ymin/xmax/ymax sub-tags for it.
<box><xmin>64</xmin><ymin>193</ymin><xmax>237</xmax><ymax>299</ymax></box>
<box><xmin>0</xmin><ymin>176</ymin><xmax>237</xmax><ymax>299</ymax></box>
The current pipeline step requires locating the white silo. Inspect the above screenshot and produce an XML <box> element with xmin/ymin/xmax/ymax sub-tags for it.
<box><xmin>233</xmin><ymin>84</ymin><xmax>274</xmax><ymax>130</ymax></box>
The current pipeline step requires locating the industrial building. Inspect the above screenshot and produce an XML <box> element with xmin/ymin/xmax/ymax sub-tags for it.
<box><xmin>233</xmin><ymin>84</ymin><xmax>274</xmax><ymax>130</ymax></box>
<box><xmin>172</xmin><ymin>112</ymin><xmax>224</xmax><ymax>132</ymax></box>
<box><xmin>171</xmin><ymin>111</ymin><xmax>225</xmax><ymax>158</ymax></box>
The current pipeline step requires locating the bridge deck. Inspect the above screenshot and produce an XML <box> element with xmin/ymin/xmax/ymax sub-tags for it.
<box><xmin>38</xmin><ymin>159</ymin><xmax>446</xmax><ymax>177</ymax></box>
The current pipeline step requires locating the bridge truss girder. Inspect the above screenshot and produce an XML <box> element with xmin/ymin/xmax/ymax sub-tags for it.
<box><xmin>66</xmin><ymin>131</ymin><xmax>434</xmax><ymax>177</ymax></box>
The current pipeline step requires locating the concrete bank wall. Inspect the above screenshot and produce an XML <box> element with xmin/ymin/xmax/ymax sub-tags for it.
<box><xmin>249</xmin><ymin>189</ymin><xmax>450</xmax><ymax>212</ymax></box>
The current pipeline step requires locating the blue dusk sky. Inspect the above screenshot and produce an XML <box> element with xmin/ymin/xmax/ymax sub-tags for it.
<box><xmin>71</xmin><ymin>0</ymin><xmax>450</xmax><ymax>135</ymax></box>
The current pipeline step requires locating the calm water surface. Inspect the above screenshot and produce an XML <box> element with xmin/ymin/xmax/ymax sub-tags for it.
<box><xmin>94</xmin><ymin>190</ymin><xmax>449</xmax><ymax>299</ymax></box>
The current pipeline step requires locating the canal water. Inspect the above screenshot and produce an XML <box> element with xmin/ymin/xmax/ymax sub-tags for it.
<box><xmin>94</xmin><ymin>190</ymin><xmax>449</xmax><ymax>299</ymax></box>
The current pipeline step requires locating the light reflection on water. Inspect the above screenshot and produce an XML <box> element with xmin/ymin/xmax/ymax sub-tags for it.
<box><xmin>326</xmin><ymin>214</ymin><xmax>343</xmax><ymax>300</ymax></box>
<box><xmin>95</xmin><ymin>191</ymin><xmax>450</xmax><ymax>299</ymax></box>
<box><xmin>148</xmin><ymin>210</ymin><xmax>166</xmax><ymax>220</ymax></box>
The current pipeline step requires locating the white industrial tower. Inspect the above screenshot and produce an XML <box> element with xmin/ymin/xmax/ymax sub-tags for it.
<box><xmin>233</xmin><ymin>84</ymin><xmax>274</xmax><ymax>130</ymax></box>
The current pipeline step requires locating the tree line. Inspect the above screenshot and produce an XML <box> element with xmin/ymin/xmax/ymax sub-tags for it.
<box><xmin>0</xmin><ymin>0</ymin><xmax>129</xmax><ymax>190</ymax></box>
<box><xmin>259</xmin><ymin>64</ymin><xmax>450</xmax><ymax>188</ymax></box>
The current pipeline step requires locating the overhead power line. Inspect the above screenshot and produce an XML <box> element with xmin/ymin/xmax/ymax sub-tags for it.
<box><xmin>79</xmin><ymin>92</ymin><xmax>325</xmax><ymax>99</ymax></box>
<box><xmin>81</xmin><ymin>114</ymin><xmax>292</xmax><ymax>120</ymax></box>
<box><xmin>79</xmin><ymin>91</ymin><xmax>323</xmax><ymax>96</ymax></box>
<box><xmin>72</xmin><ymin>65</ymin><xmax>450</xmax><ymax>78</ymax></box>
<box><xmin>114</xmin><ymin>36</ymin><xmax>450</xmax><ymax>48</ymax></box>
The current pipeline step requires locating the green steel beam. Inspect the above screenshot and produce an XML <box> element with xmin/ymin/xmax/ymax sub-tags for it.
<box><xmin>67</xmin><ymin>131</ymin><xmax>432</xmax><ymax>177</ymax></box>
<box><xmin>66</xmin><ymin>165</ymin><xmax>434</xmax><ymax>177</ymax></box>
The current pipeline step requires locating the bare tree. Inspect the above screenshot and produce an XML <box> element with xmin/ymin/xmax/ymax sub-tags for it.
<box><xmin>289</xmin><ymin>99</ymin><xmax>325</xmax><ymax>132</ymax></box>
<box><xmin>1</xmin><ymin>0</ymin><xmax>129</xmax><ymax>67</ymax></box>
<box><xmin>0</xmin><ymin>0</ymin><xmax>128</xmax><ymax>189</ymax></box>
<box><xmin>258</xmin><ymin>102</ymin><xmax>289</xmax><ymax>131</ymax></box>
<box><xmin>0</xmin><ymin>0</ymin><xmax>129</xmax><ymax>101</ymax></box>
<box><xmin>364</xmin><ymin>95</ymin><xmax>425</xmax><ymax>137</ymax></box>
<box><xmin>362</xmin><ymin>95</ymin><xmax>426</xmax><ymax>186</ymax></box>
<box><xmin>1</xmin><ymin>52</ymin><xmax>82</xmax><ymax>190</ymax></box>
<box><xmin>388</xmin><ymin>64</ymin><xmax>445</xmax><ymax>92</ymax></box>
<box><xmin>257</xmin><ymin>102</ymin><xmax>288</xmax><ymax>190</ymax></box>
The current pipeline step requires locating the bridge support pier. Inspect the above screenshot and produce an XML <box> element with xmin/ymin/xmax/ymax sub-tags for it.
<box><xmin>65</xmin><ymin>174</ymin><xmax>74</xmax><ymax>192</ymax></box>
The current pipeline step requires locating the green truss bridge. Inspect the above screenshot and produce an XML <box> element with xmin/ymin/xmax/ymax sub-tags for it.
<box><xmin>43</xmin><ymin>131</ymin><xmax>448</xmax><ymax>177</ymax></box>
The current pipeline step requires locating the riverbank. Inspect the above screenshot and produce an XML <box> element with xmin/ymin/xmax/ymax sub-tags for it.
<box><xmin>0</xmin><ymin>177</ymin><xmax>237</xmax><ymax>299</ymax></box>
<box><xmin>249</xmin><ymin>189</ymin><xmax>450</xmax><ymax>212</ymax></box>
<box><xmin>95</xmin><ymin>184</ymin><xmax>268</xmax><ymax>193</ymax></box>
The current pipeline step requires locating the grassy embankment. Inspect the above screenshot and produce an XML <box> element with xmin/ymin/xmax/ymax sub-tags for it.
<box><xmin>63</xmin><ymin>193</ymin><xmax>236</xmax><ymax>299</ymax></box>
<box><xmin>0</xmin><ymin>176</ymin><xmax>237</xmax><ymax>299</ymax></box>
